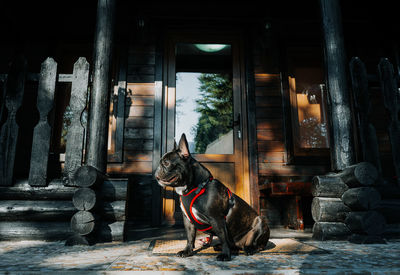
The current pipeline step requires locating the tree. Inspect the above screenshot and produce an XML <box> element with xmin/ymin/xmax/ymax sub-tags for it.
<box><xmin>193</xmin><ymin>73</ymin><xmax>233</xmax><ymax>153</ymax></box>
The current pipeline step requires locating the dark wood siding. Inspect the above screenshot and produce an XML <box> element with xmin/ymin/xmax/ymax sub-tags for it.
<box><xmin>108</xmin><ymin>42</ymin><xmax>155</xmax><ymax>175</ymax></box>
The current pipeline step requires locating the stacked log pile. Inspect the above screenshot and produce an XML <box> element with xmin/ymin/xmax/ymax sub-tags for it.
<box><xmin>66</xmin><ymin>165</ymin><xmax>128</xmax><ymax>245</ymax></box>
<box><xmin>0</xmin><ymin>179</ymin><xmax>75</xmax><ymax>240</ymax></box>
<box><xmin>312</xmin><ymin>162</ymin><xmax>387</xmax><ymax>243</ymax></box>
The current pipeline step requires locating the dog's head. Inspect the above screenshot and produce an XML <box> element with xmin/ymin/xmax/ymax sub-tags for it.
<box><xmin>155</xmin><ymin>133</ymin><xmax>192</xmax><ymax>188</ymax></box>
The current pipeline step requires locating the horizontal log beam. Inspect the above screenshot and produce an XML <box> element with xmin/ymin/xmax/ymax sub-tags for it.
<box><xmin>0</xmin><ymin>221</ymin><xmax>124</xmax><ymax>241</ymax></box>
<box><xmin>311</xmin><ymin>197</ymin><xmax>350</xmax><ymax>222</ymax></box>
<box><xmin>0</xmin><ymin>179</ymin><xmax>128</xmax><ymax>201</ymax></box>
<box><xmin>0</xmin><ymin>200</ymin><xmax>125</xmax><ymax>221</ymax></box>
<box><xmin>0</xmin><ymin>222</ymin><xmax>72</xmax><ymax>240</ymax></box>
<box><xmin>341</xmin><ymin>187</ymin><xmax>381</xmax><ymax>210</ymax></box>
<box><xmin>0</xmin><ymin>200</ymin><xmax>75</xmax><ymax>221</ymax></box>
<box><xmin>312</xmin><ymin>222</ymin><xmax>351</xmax><ymax>240</ymax></box>
<box><xmin>311</xmin><ymin>175</ymin><xmax>349</xmax><ymax>197</ymax></box>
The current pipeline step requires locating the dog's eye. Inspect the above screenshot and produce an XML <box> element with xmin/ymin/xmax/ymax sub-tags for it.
<box><xmin>163</xmin><ymin>159</ymin><xmax>171</xmax><ymax>167</ymax></box>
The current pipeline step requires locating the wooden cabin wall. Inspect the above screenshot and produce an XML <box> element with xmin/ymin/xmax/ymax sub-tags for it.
<box><xmin>253</xmin><ymin>21</ymin><xmax>331</xmax><ymax>228</ymax></box>
<box><xmin>106</xmin><ymin>32</ymin><xmax>157</xmax><ymax>224</ymax></box>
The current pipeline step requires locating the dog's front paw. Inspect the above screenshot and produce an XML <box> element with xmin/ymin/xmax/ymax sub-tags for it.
<box><xmin>177</xmin><ymin>249</ymin><xmax>194</xmax><ymax>258</ymax></box>
<box><xmin>216</xmin><ymin>253</ymin><xmax>231</xmax><ymax>261</ymax></box>
<box><xmin>244</xmin><ymin>246</ymin><xmax>256</xmax><ymax>256</ymax></box>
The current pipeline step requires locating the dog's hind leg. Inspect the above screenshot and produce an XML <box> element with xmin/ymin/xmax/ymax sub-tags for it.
<box><xmin>242</xmin><ymin>216</ymin><xmax>270</xmax><ymax>255</ymax></box>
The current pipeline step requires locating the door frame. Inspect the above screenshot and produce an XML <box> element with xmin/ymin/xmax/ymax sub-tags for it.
<box><xmin>160</xmin><ymin>29</ymin><xmax>251</xmax><ymax>224</ymax></box>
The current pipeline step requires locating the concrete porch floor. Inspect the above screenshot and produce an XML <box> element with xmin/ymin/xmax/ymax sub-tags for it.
<box><xmin>0</xmin><ymin>226</ymin><xmax>399</xmax><ymax>274</ymax></box>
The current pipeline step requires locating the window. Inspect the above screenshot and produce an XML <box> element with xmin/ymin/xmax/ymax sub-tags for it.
<box><xmin>287</xmin><ymin>47</ymin><xmax>330</xmax><ymax>157</ymax></box>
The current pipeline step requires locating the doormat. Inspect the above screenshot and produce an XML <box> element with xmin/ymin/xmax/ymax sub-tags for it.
<box><xmin>150</xmin><ymin>238</ymin><xmax>328</xmax><ymax>255</ymax></box>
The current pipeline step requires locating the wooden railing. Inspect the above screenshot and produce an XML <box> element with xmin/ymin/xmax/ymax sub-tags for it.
<box><xmin>349</xmin><ymin>57</ymin><xmax>400</xmax><ymax>186</ymax></box>
<box><xmin>0</xmin><ymin>56</ymin><xmax>89</xmax><ymax>187</ymax></box>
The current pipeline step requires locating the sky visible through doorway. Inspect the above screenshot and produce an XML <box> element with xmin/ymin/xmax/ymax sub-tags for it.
<box><xmin>175</xmin><ymin>72</ymin><xmax>201</xmax><ymax>151</ymax></box>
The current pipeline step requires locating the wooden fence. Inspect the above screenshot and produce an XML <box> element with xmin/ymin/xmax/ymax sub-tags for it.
<box><xmin>349</xmin><ymin>57</ymin><xmax>400</xmax><ymax>186</ymax></box>
<box><xmin>0</xmin><ymin>56</ymin><xmax>128</xmax><ymax>241</ymax></box>
<box><xmin>0</xmin><ymin>56</ymin><xmax>89</xmax><ymax>187</ymax></box>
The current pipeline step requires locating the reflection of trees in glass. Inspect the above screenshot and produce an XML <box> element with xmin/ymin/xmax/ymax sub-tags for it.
<box><xmin>193</xmin><ymin>73</ymin><xmax>233</xmax><ymax>153</ymax></box>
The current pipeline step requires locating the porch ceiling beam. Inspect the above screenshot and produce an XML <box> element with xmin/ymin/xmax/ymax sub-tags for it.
<box><xmin>86</xmin><ymin>0</ymin><xmax>116</xmax><ymax>173</ymax></box>
<box><xmin>320</xmin><ymin>0</ymin><xmax>355</xmax><ymax>170</ymax></box>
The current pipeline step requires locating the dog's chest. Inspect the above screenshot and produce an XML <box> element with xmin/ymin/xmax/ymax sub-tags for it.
<box><xmin>179</xmin><ymin>190</ymin><xmax>209</xmax><ymax>226</ymax></box>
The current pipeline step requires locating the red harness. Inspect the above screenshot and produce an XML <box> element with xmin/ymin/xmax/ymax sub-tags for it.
<box><xmin>179</xmin><ymin>178</ymin><xmax>233</xmax><ymax>233</ymax></box>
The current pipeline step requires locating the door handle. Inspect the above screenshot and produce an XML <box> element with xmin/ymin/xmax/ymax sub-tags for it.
<box><xmin>233</xmin><ymin>113</ymin><xmax>241</xmax><ymax>139</ymax></box>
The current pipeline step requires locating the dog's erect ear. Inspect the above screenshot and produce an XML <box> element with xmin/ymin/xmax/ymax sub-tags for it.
<box><xmin>178</xmin><ymin>133</ymin><xmax>190</xmax><ymax>158</ymax></box>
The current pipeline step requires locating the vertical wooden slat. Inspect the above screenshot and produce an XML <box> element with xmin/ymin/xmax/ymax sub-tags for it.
<box><xmin>28</xmin><ymin>58</ymin><xmax>57</xmax><ymax>186</ymax></box>
<box><xmin>151</xmin><ymin>34</ymin><xmax>163</xmax><ymax>226</ymax></box>
<box><xmin>377</xmin><ymin>58</ymin><xmax>400</xmax><ymax>186</ymax></box>
<box><xmin>0</xmin><ymin>55</ymin><xmax>27</xmax><ymax>186</ymax></box>
<box><xmin>63</xmin><ymin>57</ymin><xmax>90</xmax><ymax>186</ymax></box>
<box><xmin>349</xmin><ymin>57</ymin><xmax>382</xmax><ymax>175</ymax></box>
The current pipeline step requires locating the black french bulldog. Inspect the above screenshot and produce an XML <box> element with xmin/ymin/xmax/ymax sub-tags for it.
<box><xmin>155</xmin><ymin>133</ymin><xmax>270</xmax><ymax>261</ymax></box>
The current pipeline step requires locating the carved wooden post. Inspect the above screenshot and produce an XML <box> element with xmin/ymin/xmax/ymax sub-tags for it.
<box><xmin>349</xmin><ymin>57</ymin><xmax>382</xmax><ymax>175</ymax></box>
<box><xmin>0</xmin><ymin>55</ymin><xmax>27</xmax><ymax>186</ymax></box>
<box><xmin>320</xmin><ymin>0</ymin><xmax>355</xmax><ymax>170</ymax></box>
<box><xmin>86</xmin><ymin>0</ymin><xmax>116</xmax><ymax>173</ymax></box>
<box><xmin>378</xmin><ymin>58</ymin><xmax>400</xmax><ymax>186</ymax></box>
<box><xmin>63</xmin><ymin>58</ymin><xmax>90</xmax><ymax>186</ymax></box>
<box><xmin>28</xmin><ymin>58</ymin><xmax>57</xmax><ymax>186</ymax></box>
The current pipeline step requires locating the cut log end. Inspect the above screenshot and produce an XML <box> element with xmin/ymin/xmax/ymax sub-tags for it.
<box><xmin>72</xmin><ymin>188</ymin><xmax>97</xmax><ymax>211</ymax></box>
<box><xmin>312</xmin><ymin>222</ymin><xmax>351</xmax><ymax>240</ymax></box>
<box><xmin>70</xmin><ymin>210</ymin><xmax>95</xmax><ymax>236</ymax></box>
<box><xmin>73</xmin><ymin>165</ymin><xmax>106</xmax><ymax>188</ymax></box>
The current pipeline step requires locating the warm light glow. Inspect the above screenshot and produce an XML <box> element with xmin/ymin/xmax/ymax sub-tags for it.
<box><xmin>195</xmin><ymin>44</ymin><xmax>228</xmax><ymax>52</ymax></box>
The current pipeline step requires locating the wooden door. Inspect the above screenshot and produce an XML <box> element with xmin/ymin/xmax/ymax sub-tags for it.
<box><xmin>162</xmin><ymin>32</ymin><xmax>250</xmax><ymax>224</ymax></box>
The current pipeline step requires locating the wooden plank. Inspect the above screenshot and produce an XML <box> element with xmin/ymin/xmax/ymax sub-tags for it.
<box><xmin>377</xmin><ymin>58</ymin><xmax>400</xmax><ymax>186</ymax></box>
<box><xmin>107</xmin><ymin>161</ymin><xmax>153</xmax><ymax>174</ymax></box>
<box><xmin>124</xmin><ymin>139</ymin><xmax>153</xmax><ymax>150</ymax></box>
<box><xmin>0</xmin><ymin>179</ymin><xmax>127</xmax><ymax>200</ymax></box>
<box><xmin>110</xmin><ymin>39</ymin><xmax>128</xmax><ymax>163</ymax></box>
<box><xmin>256</xmin><ymin>129</ymin><xmax>283</xmax><ymax>141</ymax></box>
<box><xmin>255</xmin><ymin>86</ymin><xmax>281</xmax><ymax>97</ymax></box>
<box><xmin>126</xmin><ymin>106</ymin><xmax>154</xmax><ymax>117</ymax></box>
<box><xmin>127</xmin><ymin>65</ymin><xmax>155</xmax><ymax>76</ymax></box>
<box><xmin>256</xmin><ymin>119</ymin><xmax>283</xmax><ymax>130</ymax></box>
<box><xmin>349</xmin><ymin>57</ymin><xmax>382</xmax><ymax>175</ymax></box>
<box><xmin>258</xmin><ymin>163</ymin><xmax>329</xmax><ymax>176</ymax></box>
<box><xmin>124</xmin><ymin>128</ymin><xmax>153</xmax><ymax>139</ymax></box>
<box><xmin>128</xmin><ymin>54</ymin><xmax>155</xmax><ymax>65</ymax></box>
<box><xmin>28</xmin><ymin>58</ymin><xmax>57</xmax><ymax>186</ymax></box>
<box><xmin>125</xmin><ymin>117</ymin><xmax>153</xmax><ymax>128</ymax></box>
<box><xmin>0</xmin><ymin>55</ymin><xmax>27</xmax><ymax>186</ymax></box>
<box><xmin>0</xmin><ymin>200</ymin><xmax>75</xmax><ymax>221</ymax></box>
<box><xmin>127</xmin><ymin>95</ymin><xmax>154</xmax><ymax>106</ymax></box>
<box><xmin>0</xmin><ymin>222</ymin><xmax>72</xmax><ymax>240</ymax></box>
<box><xmin>57</xmin><ymin>74</ymin><xmax>74</xmax><ymax>83</ymax></box>
<box><xmin>255</xmin><ymin>96</ymin><xmax>282</xmax><ymax>107</ymax></box>
<box><xmin>257</xmin><ymin>141</ymin><xmax>285</xmax><ymax>152</ymax></box>
<box><xmin>258</xmin><ymin>152</ymin><xmax>286</xmax><ymax>163</ymax></box>
<box><xmin>127</xmin><ymin>74</ymin><xmax>155</xmax><ymax>83</ymax></box>
<box><xmin>256</xmin><ymin>107</ymin><xmax>283</xmax><ymax>119</ymax></box>
<box><xmin>254</xmin><ymin>73</ymin><xmax>280</xmax><ymax>87</ymax></box>
<box><xmin>152</xmin><ymin>37</ymin><xmax>163</xmax><ymax>226</ymax></box>
<box><xmin>124</xmin><ymin>150</ymin><xmax>153</xmax><ymax>162</ymax></box>
<box><xmin>63</xmin><ymin>57</ymin><xmax>89</xmax><ymax>186</ymax></box>
<box><xmin>127</xmin><ymin>84</ymin><xmax>155</xmax><ymax>95</ymax></box>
